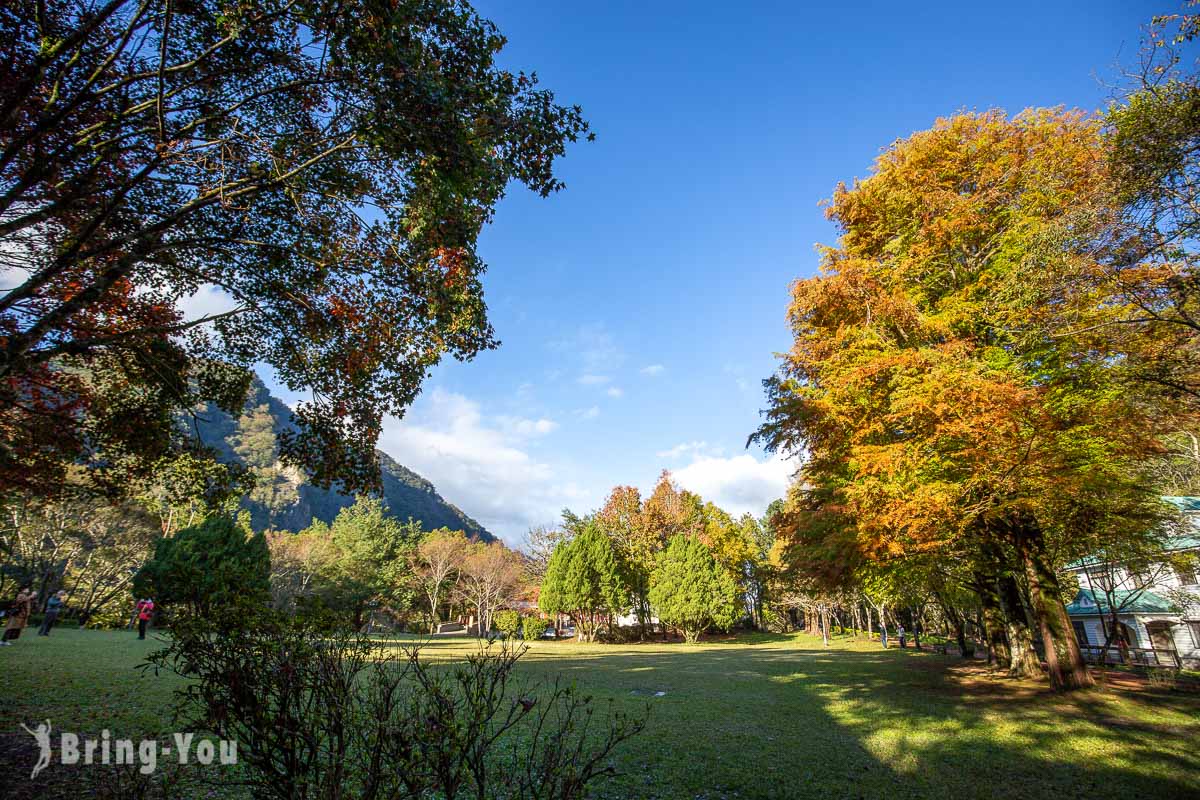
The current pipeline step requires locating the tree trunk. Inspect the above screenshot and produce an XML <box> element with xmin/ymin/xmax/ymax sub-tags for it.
<box><xmin>754</xmin><ymin>582</ymin><xmax>765</xmax><ymax>630</ymax></box>
<box><xmin>973</xmin><ymin>570</ymin><xmax>1013</xmax><ymax>668</ymax></box>
<box><xmin>634</xmin><ymin>579</ymin><xmax>650</xmax><ymax>641</ymax></box>
<box><xmin>1096</xmin><ymin>608</ymin><xmax>1123</xmax><ymax>669</ymax></box>
<box><xmin>427</xmin><ymin>587</ymin><xmax>441</xmax><ymax>634</ymax></box>
<box><xmin>934</xmin><ymin>591</ymin><xmax>972</xmax><ymax>659</ymax></box>
<box><xmin>956</xmin><ymin>619</ymin><xmax>971</xmax><ymax>658</ymax></box>
<box><xmin>1009</xmin><ymin>514</ymin><xmax>1092</xmax><ymax>690</ymax></box>
<box><xmin>998</xmin><ymin>572</ymin><xmax>1041</xmax><ymax>678</ymax></box>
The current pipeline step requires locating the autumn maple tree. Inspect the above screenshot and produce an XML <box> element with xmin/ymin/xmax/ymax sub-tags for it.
<box><xmin>0</xmin><ymin>0</ymin><xmax>589</xmax><ymax>496</ymax></box>
<box><xmin>757</xmin><ymin>109</ymin><xmax>1174</xmax><ymax>690</ymax></box>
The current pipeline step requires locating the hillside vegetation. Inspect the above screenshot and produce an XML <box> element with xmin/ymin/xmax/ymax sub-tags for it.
<box><xmin>196</xmin><ymin>376</ymin><xmax>490</xmax><ymax>539</ymax></box>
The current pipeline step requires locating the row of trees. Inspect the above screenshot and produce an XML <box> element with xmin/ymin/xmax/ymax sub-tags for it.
<box><xmin>263</xmin><ymin>498</ymin><xmax>525</xmax><ymax>632</ymax></box>
<box><xmin>533</xmin><ymin>471</ymin><xmax>775</xmax><ymax>643</ymax></box>
<box><xmin>753</xmin><ymin>6</ymin><xmax>1200</xmax><ymax>689</ymax></box>
<box><xmin>0</xmin><ymin>493</ymin><xmax>160</xmax><ymax>625</ymax></box>
<box><xmin>0</xmin><ymin>454</ymin><xmax>254</xmax><ymax>624</ymax></box>
<box><xmin>1</xmin><ymin>481</ymin><xmax>525</xmax><ymax>634</ymax></box>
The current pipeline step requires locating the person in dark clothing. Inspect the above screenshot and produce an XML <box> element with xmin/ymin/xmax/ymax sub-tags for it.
<box><xmin>38</xmin><ymin>591</ymin><xmax>66</xmax><ymax>636</ymax></box>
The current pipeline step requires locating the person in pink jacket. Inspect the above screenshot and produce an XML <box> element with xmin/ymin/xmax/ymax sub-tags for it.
<box><xmin>135</xmin><ymin>598</ymin><xmax>155</xmax><ymax>640</ymax></box>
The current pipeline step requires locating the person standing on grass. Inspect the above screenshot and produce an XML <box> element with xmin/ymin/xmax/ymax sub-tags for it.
<box><xmin>2</xmin><ymin>588</ymin><xmax>35</xmax><ymax>645</ymax></box>
<box><xmin>135</xmin><ymin>597</ymin><xmax>155</xmax><ymax>640</ymax></box>
<box><xmin>897</xmin><ymin>624</ymin><xmax>907</xmax><ymax>649</ymax></box>
<box><xmin>38</xmin><ymin>590</ymin><xmax>66</xmax><ymax>636</ymax></box>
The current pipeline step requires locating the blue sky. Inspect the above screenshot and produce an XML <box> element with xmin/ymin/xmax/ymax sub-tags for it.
<box><xmin>256</xmin><ymin>1</ymin><xmax>1164</xmax><ymax>544</ymax></box>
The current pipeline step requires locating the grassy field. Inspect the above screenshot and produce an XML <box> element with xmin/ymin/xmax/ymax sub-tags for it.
<box><xmin>2</xmin><ymin>628</ymin><xmax>1199</xmax><ymax>799</ymax></box>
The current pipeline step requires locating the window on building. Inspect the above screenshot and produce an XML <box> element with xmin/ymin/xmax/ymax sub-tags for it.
<box><xmin>1145</xmin><ymin>621</ymin><xmax>1178</xmax><ymax>654</ymax></box>
<box><xmin>1086</xmin><ymin>568</ymin><xmax>1114</xmax><ymax>591</ymax></box>
<box><xmin>1190</xmin><ymin>621</ymin><xmax>1200</xmax><ymax>648</ymax></box>
<box><xmin>1102</xmin><ymin>618</ymin><xmax>1136</xmax><ymax>647</ymax></box>
<box><xmin>1072</xmin><ymin>620</ymin><xmax>1089</xmax><ymax>647</ymax></box>
<box><xmin>1176</xmin><ymin>563</ymin><xmax>1198</xmax><ymax>586</ymax></box>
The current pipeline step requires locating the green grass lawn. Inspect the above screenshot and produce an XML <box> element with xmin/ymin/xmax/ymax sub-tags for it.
<box><xmin>2</xmin><ymin>627</ymin><xmax>1199</xmax><ymax>799</ymax></box>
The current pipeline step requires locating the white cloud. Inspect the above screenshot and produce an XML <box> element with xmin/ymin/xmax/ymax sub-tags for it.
<box><xmin>606</xmin><ymin>386</ymin><xmax>623</xmax><ymax>398</ymax></box>
<box><xmin>0</xmin><ymin>265</ymin><xmax>31</xmax><ymax>289</ymax></box>
<box><xmin>672</xmin><ymin>451</ymin><xmax>797</xmax><ymax>519</ymax></box>
<box><xmin>500</xmin><ymin>416</ymin><xmax>559</xmax><ymax>437</ymax></box>
<box><xmin>575</xmin><ymin>406</ymin><xmax>600</xmax><ymax>420</ymax></box>
<box><xmin>551</xmin><ymin>324</ymin><xmax>625</xmax><ymax>388</ymax></box>
<box><xmin>640</xmin><ymin>364</ymin><xmax>665</xmax><ymax>376</ymax></box>
<box><xmin>379</xmin><ymin>389</ymin><xmax>579</xmax><ymax>545</ymax></box>
<box><xmin>656</xmin><ymin>440</ymin><xmax>718</xmax><ymax>460</ymax></box>
<box><xmin>723</xmin><ymin>363</ymin><xmax>758</xmax><ymax>397</ymax></box>
<box><xmin>565</xmin><ymin>324</ymin><xmax>624</xmax><ymax>372</ymax></box>
<box><xmin>177</xmin><ymin>283</ymin><xmax>240</xmax><ymax>321</ymax></box>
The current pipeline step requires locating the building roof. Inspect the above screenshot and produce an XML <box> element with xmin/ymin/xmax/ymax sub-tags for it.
<box><xmin>1164</xmin><ymin>496</ymin><xmax>1200</xmax><ymax>513</ymax></box>
<box><xmin>1065</xmin><ymin>587</ymin><xmax>1176</xmax><ymax>616</ymax></box>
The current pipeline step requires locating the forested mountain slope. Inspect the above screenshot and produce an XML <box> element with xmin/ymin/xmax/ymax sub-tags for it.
<box><xmin>195</xmin><ymin>376</ymin><xmax>492</xmax><ymax>539</ymax></box>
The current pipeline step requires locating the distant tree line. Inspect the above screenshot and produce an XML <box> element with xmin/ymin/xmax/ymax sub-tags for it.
<box><xmin>533</xmin><ymin>471</ymin><xmax>775</xmax><ymax>644</ymax></box>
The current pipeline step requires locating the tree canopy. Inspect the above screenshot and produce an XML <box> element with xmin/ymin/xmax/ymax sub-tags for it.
<box><xmin>755</xmin><ymin>109</ymin><xmax>1182</xmax><ymax>689</ymax></box>
<box><xmin>0</xmin><ymin>0</ymin><xmax>590</xmax><ymax>497</ymax></box>
<box><xmin>134</xmin><ymin>512</ymin><xmax>270</xmax><ymax>613</ymax></box>
<box><xmin>297</xmin><ymin>496</ymin><xmax>420</xmax><ymax>628</ymax></box>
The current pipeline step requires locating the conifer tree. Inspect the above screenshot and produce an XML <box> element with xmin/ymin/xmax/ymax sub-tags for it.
<box><xmin>538</xmin><ymin>524</ymin><xmax>626</xmax><ymax>641</ymax></box>
<box><xmin>649</xmin><ymin>535</ymin><xmax>740</xmax><ymax>644</ymax></box>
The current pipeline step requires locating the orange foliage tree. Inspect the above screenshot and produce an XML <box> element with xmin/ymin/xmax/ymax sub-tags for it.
<box><xmin>757</xmin><ymin>110</ymin><xmax>1174</xmax><ymax>690</ymax></box>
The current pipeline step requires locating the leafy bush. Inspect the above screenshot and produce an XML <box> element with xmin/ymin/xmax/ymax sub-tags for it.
<box><xmin>148</xmin><ymin>610</ymin><xmax>645</xmax><ymax>800</ymax></box>
<box><xmin>1148</xmin><ymin>667</ymin><xmax>1179</xmax><ymax>690</ymax></box>
<box><xmin>133</xmin><ymin>513</ymin><xmax>269</xmax><ymax>613</ymax></box>
<box><xmin>79</xmin><ymin>604</ymin><xmax>131</xmax><ymax>630</ymax></box>
<box><xmin>599</xmin><ymin>624</ymin><xmax>639</xmax><ymax>644</ymax></box>
<box><xmin>494</xmin><ymin>609</ymin><xmax>522</xmax><ymax>638</ymax></box>
<box><xmin>522</xmin><ymin>615</ymin><xmax>547</xmax><ymax>641</ymax></box>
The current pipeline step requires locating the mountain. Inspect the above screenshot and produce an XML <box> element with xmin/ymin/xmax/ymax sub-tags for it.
<box><xmin>194</xmin><ymin>375</ymin><xmax>492</xmax><ymax>540</ymax></box>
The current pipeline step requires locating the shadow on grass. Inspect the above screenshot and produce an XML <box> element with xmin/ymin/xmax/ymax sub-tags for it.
<box><xmin>393</xmin><ymin>637</ymin><xmax>1200</xmax><ymax>800</ymax></box>
<box><xmin>4</xmin><ymin>630</ymin><xmax>1198</xmax><ymax>799</ymax></box>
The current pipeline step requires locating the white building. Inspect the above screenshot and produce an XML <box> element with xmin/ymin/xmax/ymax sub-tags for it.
<box><xmin>1064</xmin><ymin>497</ymin><xmax>1200</xmax><ymax>669</ymax></box>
